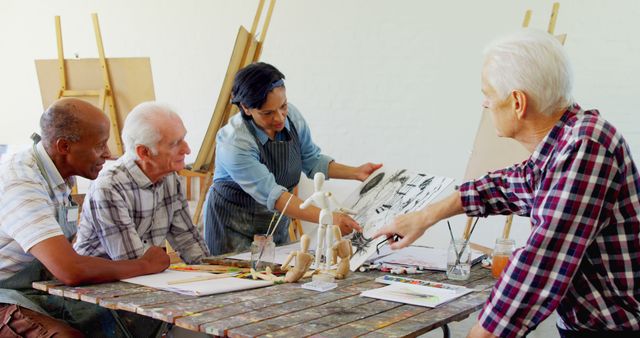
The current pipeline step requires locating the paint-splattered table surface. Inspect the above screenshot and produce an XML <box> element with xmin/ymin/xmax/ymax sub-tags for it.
<box><xmin>33</xmin><ymin>265</ymin><xmax>495</xmax><ymax>337</ymax></box>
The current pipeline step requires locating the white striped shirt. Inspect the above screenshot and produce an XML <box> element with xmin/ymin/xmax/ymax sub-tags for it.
<box><xmin>0</xmin><ymin>143</ymin><xmax>68</xmax><ymax>280</ymax></box>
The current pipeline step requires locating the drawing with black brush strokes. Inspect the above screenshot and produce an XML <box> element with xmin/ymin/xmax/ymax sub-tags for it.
<box><xmin>344</xmin><ymin>167</ymin><xmax>453</xmax><ymax>271</ymax></box>
<box><xmin>350</xmin><ymin>232</ymin><xmax>374</xmax><ymax>258</ymax></box>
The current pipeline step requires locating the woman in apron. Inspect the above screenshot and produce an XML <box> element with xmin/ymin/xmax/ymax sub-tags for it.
<box><xmin>203</xmin><ymin>62</ymin><xmax>381</xmax><ymax>255</ymax></box>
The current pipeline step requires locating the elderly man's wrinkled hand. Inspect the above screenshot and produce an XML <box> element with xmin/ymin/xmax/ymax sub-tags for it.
<box><xmin>372</xmin><ymin>210</ymin><xmax>430</xmax><ymax>250</ymax></box>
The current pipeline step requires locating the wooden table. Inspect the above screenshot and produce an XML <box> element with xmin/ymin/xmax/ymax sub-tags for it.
<box><xmin>32</xmin><ymin>265</ymin><xmax>495</xmax><ymax>337</ymax></box>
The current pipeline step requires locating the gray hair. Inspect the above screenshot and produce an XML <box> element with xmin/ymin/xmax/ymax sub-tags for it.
<box><xmin>483</xmin><ymin>29</ymin><xmax>574</xmax><ymax>115</ymax></box>
<box><xmin>40</xmin><ymin>102</ymin><xmax>82</xmax><ymax>145</ymax></box>
<box><xmin>122</xmin><ymin>101</ymin><xmax>178</xmax><ymax>160</ymax></box>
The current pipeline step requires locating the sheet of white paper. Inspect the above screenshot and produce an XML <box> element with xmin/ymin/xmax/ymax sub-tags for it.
<box><xmin>343</xmin><ymin>167</ymin><xmax>453</xmax><ymax>271</ymax></box>
<box><xmin>372</xmin><ymin>246</ymin><xmax>485</xmax><ymax>271</ymax></box>
<box><xmin>361</xmin><ymin>282</ymin><xmax>472</xmax><ymax>308</ymax></box>
<box><xmin>121</xmin><ymin>270</ymin><xmax>272</xmax><ymax>296</ymax></box>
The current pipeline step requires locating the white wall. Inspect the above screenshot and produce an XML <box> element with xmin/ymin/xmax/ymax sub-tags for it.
<box><xmin>2</xmin><ymin>0</ymin><xmax>639</xmax><ymax>250</ymax></box>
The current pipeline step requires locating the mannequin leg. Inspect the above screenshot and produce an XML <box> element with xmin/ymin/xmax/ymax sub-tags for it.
<box><xmin>325</xmin><ymin>225</ymin><xmax>335</xmax><ymax>268</ymax></box>
<box><xmin>315</xmin><ymin>224</ymin><xmax>326</xmax><ymax>268</ymax></box>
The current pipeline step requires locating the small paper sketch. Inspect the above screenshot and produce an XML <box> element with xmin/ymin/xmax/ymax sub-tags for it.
<box><xmin>361</xmin><ymin>282</ymin><xmax>468</xmax><ymax>308</ymax></box>
<box><xmin>344</xmin><ymin>167</ymin><xmax>453</xmax><ymax>271</ymax></box>
<box><xmin>387</xmin><ymin>286</ymin><xmax>440</xmax><ymax>304</ymax></box>
<box><xmin>372</xmin><ymin>246</ymin><xmax>486</xmax><ymax>271</ymax></box>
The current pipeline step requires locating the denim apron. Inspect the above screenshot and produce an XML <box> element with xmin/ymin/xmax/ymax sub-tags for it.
<box><xmin>0</xmin><ymin>135</ymin><xmax>163</xmax><ymax>338</ymax></box>
<box><xmin>205</xmin><ymin>117</ymin><xmax>303</xmax><ymax>255</ymax></box>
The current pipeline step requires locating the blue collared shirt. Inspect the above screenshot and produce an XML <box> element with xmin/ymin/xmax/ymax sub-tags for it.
<box><xmin>214</xmin><ymin>103</ymin><xmax>333</xmax><ymax>210</ymax></box>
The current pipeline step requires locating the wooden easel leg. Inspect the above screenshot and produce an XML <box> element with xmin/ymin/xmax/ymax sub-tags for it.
<box><xmin>193</xmin><ymin>173</ymin><xmax>212</xmax><ymax>225</ymax></box>
<box><xmin>547</xmin><ymin>2</ymin><xmax>560</xmax><ymax>34</ymax></box>
<box><xmin>98</xmin><ymin>89</ymin><xmax>107</xmax><ymax>111</ymax></box>
<box><xmin>55</xmin><ymin>16</ymin><xmax>67</xmax><ymax>94</ymax></box>
<box><xmin>288</xmin><ymin>221</ymin><xmax>296</xmax><ymax>241</ymax></box>
<box><xmin>288</xmin><ymin>186</ymin><xmax>304</xmax><ymax>241</ymax></box>
<box><xmin>92</xmin><ymin>13</ymin><xmax>123</xmax><ymax>156</ymax></box>
<box><xmin>185</xmin><ymin>177</ymin><xmax>192</xmax><ymax>201</ymax></box>
<box><xmin>250</xmin><ymin>0</ymin><xmax>266</xmax><ymax>35</ymax></box>
<box><xmin>502</xmin><ymin>215</ymin><xmax>513</xmax><ymax>239</ymax></box>
<box><xmin>463</xmin><ymin>217</ymin><xmax>474</xmax><ymax>240</ymax></box>
<box><xmin>288</xmin><ymin>219</ymin><xmax>303</xmax><ymax>241</ymax></box>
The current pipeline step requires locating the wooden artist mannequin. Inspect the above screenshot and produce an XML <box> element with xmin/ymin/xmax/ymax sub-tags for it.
<box><xmin>300</xmin><ymin>172</ymin><xmax>335</xmax><ymax>269</ymax></box>
<box><xmin>250</xmin><ymin>266</ymin><xmax>283</xmax><ymax>282</ymax></box>
<box><xmin>331</xmin><ymin>225</ymin><xmax>353</xmax><ymax>279</ymax></box>
<box><xmin>282</xmin><ymin>234</ymin><xmax>313</xmax><ymax>282</ymax></box>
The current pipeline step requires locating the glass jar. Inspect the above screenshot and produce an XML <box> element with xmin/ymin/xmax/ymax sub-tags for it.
<box><xmin>250</xmin><ymin>234</ymin><xmax>275</xmax><ymax>271</ymax></box>
<box><xmin>491</xmin><ymin>238</ymin><xmax>515</xmax><ymax>278</ymax></box>
<box><xmin>446</xmin><ymin>238</ymin><xmax>471</xmax><ymax>280</ymax></box>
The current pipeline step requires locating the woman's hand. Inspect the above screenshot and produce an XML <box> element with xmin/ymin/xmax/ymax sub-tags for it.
<box><xmin>332</xmin><ymin>212</ymin><xmax>362</xmax><ymax>235</ymax></box>
<box><xmin>354</xmin><ymin>162</ymin><xmax>383</xmax><ymax>181</ymax></box>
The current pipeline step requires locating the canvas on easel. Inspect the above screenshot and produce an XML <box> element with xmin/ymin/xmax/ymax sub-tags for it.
<box><xmin>34</xmin><ymin>13</ymin><xmax>155</xmax><ymax>158</ymax></box>
<box><xmin>180</xmin><ymin>0</ymin><xmax>278</xmax><ymax>226</ymax></box>
<box><xmin>462</xmin><ymin>2</ymin><xmax>567</xmax><ymax>242</ymax></box>
<box><xmin>35</xmin><ymin>58</ymin><xmax>155</xmax><ymax>154</ymax></box>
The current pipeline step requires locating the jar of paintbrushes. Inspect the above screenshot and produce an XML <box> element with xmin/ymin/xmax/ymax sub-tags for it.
<box><xmin>445</xmin><ymin>218</ymin><xmax>478</xmax><ymax>281</ymax></box>
<box><xmin>251</xmin><ymin>195</ymin><xmax>295</xmax><ymax>271</ymax></box>
<box><xmin>251</xmin><ymin>234</ymin><xmax>275</xmax><ymax>270</ymax></box>
<box><xmin>446</xmin><ymin>238</ymin><xmax>471</xmax><ymax>280</ymax></box>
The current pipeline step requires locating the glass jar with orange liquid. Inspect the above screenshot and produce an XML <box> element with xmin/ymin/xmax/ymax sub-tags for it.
<box><xmin>491</xmin><ymin>238</ymin><xmax>515</xmax><ymax>278</ymax></box>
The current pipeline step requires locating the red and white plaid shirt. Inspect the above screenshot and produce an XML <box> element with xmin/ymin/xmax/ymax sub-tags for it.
<box><xmin>460</xmin><ymin>103</ymin><xmax>640</xmax><ymax>337</ymax></box>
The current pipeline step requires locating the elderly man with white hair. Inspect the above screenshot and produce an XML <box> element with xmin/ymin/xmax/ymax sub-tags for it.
<box><xmin>375</xmin><ymin>29</ymin><xmax>640</xmax><ymax>338</ymax></box>
<box><xmin>74</xmin><ymin>102</ymin><xmax>209</xmax><ymax>264</ymax></box>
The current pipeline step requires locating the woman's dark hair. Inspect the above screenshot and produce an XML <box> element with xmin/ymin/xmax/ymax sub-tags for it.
<box><xmin>231</xmin><ymin>62</ymin><xmax>285</xmax><ymax>120</ymax></box>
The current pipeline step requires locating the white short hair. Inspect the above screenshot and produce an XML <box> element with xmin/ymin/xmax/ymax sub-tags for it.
<box><xmin>483</xmin><ymin>29</ymin><xmax>574</xmax><ymax>115</ymax></box>
<box><xmin>122</xmin><ymin>101</ymin><xmax>178</xmax><ymax>160</ymax></box>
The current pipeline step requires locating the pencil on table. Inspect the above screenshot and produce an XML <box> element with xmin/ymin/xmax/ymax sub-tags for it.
<box><xmin>167</xmin><ymin>272</ymin><xmax>237</xmax><ymax>285</ymax></box>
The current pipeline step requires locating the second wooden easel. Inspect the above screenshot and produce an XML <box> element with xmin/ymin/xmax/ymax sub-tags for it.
<box><xmin>55</xmin><ymin>13</ymin><xmax>123</xmax><ymax>157</ymax></box>
<box><xmin>179</xmin><ymin>0</ymin><xmax>278</xmax><ymax>226</ymax></box>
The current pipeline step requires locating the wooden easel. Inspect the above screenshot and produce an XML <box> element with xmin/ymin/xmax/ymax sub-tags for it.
<box><xmin>463</xmin><ymin>2</ymin><xmax>566</xmax><ymax>244</ymax></box>
<box><xmin>180</xmin><ymin>0</ymin><xmax>277</xmax><ymax>226</ymax></box>
<box><xmin>288</xmin><ymin>187</ymin><xmax>305</xmax><ymax>240</ymax></box>
<box><xmin>55</xmin><ymin>13</ymin><xmax>123</xmax><ymax>157</ymax></box>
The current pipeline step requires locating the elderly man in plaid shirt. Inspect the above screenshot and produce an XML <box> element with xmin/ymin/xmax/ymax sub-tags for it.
<box><xmin>375</xmin><ymin>29</ymin><xmax>640</xmax><ymax>338</ymax></box>
<box><xmin>74</xmin><ymin>102</ymin><xmax>209</xmax><ymax>264</ymax></box>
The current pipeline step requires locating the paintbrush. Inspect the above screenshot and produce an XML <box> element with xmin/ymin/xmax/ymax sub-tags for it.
<box><xmin>169</xmin><ymin>264</ymin><xmax>250</xmax><ymax>273</ymax></box>
<box><xmin>167</xmin><ymin>272</ymin><xmax>238</xmax><ymax>285</ymax></box>
<box><xmin>269</xmin><ymin>195</ymin><xmax>294</xmax><ymax>237</ymax></box>
<box><xmin>264</xmin><ymin>210</ymin><xmax>279</xmax><ymax>238</ymax></box>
